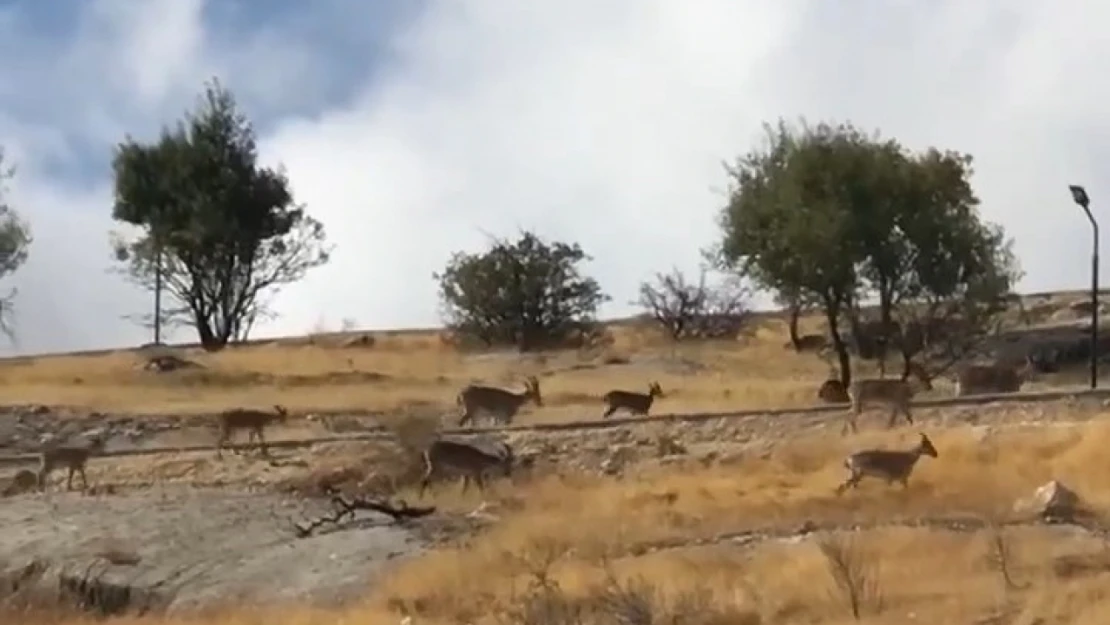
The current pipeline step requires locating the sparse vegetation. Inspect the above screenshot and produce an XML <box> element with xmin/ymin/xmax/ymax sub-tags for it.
<box><xmin>636</xmin><ymin>267</ymin><xmax>752</xmax><ymax>341</ymax></box>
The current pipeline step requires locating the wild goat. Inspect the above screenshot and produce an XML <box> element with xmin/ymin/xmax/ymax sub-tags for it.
<box><xmin>954</xmin><ymin>356</ymin><xmax>1036</xmax><ymax>396</ymax></box>
<box><xmin>419</xmin><ymin>438</ymin><xmax>514</xmax><ymax>496</ymax></box>
<box><xmin>836</xmin><ymin>432</ymin><xmax>938</xmax><ymax>494</ymax></box>
<box><xmin>843</xmin><ymin>363</ymin><xmax>933</xmax><ymax>435</ymax></box>
<box><xmin>38</xmin><ymin>436</ymin><xmax>106</xmax><ymax>492</ymax></box>
<box><xmin>602</xmin><ymin>382</ymin><xmax>663</xmax><ymax>418</ymax></box>
<box><xmin>215</xmin><ymin>405</ymin><xmax>289</xmax><ymax>459</ymax></box>
<box><xmin>784</xmin><ymin>334</ymin><xmax>829</xmax><ymax>353</ymax></box>
<box><xmin>457</xmin><ymin>377</ymin><xmax>542</xmax><ymax>427</ymax></box>
<box><xmin>817</xmin><ymin>378</ymin><xmax>850</xmax><ymax>403</ymax></box>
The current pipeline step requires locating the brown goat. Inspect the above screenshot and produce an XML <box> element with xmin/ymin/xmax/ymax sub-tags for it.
<box><xmin>216</xmin><ymin>405</ymin><xmax>289</xmax><ymax>458</ymax></box>
<box><xmin>419</xmin><ymin>439</ymin><xmax>514</xmax><ymax>496</ymax></box>
<box><xmin>954</xmin><ymin>357</ymin><xmax>1036</xmax><ymax>396</ymax></box>
<box><xmin>844</xmin><ymin>363</ymin><xmax>933</xmax><ymax>435</ymax></box>
<box><xmin>817</xmin><ymin>378</ymin><xmax>850</xmax><ymax>403</ymax></box>
<box><xmin>836</xmin><ymin>432</ymin><xmax>938</xmax><ymax>494</ymax></box>
<box><xmin>790</xmin><ymin>334</ymin><xmax>829</xmax><ymax>352</ymax></box>
<box><xmin>38</xmin><ymin>436</ymin><xmax>107</xmax><ymax>492</ymax></box>
<box><xmin>602</xmin><ymin>382</ymin><xmax>664</xmax><ymax>418</ymax></box>
<box><xmin>457</xmin><ymin>377</ymin><xmax>542</xmax><ymax>427</ymax></box>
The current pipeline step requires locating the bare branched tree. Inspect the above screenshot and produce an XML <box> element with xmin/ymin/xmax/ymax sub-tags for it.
<box><xmin>637</xmin><ymin>267</ymin><xmax>751</xmax><ymax>341</ymax></box>
<box><xmin>817</xmin><ymin>534</ymin><xmax>883</xmax><ymax>621</ymax></box>
<box><xmin>982</xmin><ymin>522</ymin><xmax>1026</xmax><ymax>593</ymax></box>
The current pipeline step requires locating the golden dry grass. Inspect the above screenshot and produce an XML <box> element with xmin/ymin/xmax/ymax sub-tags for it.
<box><xmin>0</xmin><ymin>317</ymin><xmax>841</xmax><ymax>416</ymax></box>
<box><xmin>24</xmin><ymin>414</ymin><xmax>1110</xmax><ymax>624</ymax></box>
<box><xmin>353</xmin><ymin>416</ymin><xmax>1110</xmax><ymax>624</ymax></box>
<box><xmin>9</xmin><ymin>294</ymin><xmax>1109</xmax><ymax>623</ymax></box>
<box><xmin>0</xmin><ymin>310</ymin><xmax>1077</xmax><ymax>417</ymax></box>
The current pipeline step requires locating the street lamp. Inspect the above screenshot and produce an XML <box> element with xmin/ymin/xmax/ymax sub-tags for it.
<box><xmin>1069</xmin><ymin>184</ymin><xmax>1098</xmax><ymax>389</ymax></box>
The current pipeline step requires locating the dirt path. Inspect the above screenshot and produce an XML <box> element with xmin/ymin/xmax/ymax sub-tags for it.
<box><xmin>0</xmin><ymin>486</ymin><xmax>425</xmax><ymax>612</ymax></box>
<box><xmin>3</xmin><ymin>387</ymin><xmax>1109</xmax><ymax>466</ymax></box>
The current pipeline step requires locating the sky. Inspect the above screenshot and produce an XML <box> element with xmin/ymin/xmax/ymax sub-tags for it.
<box><xmin>0</xmin><ymin>0</ymin><xmax>1108</xmax><ymax>355</ymax></box>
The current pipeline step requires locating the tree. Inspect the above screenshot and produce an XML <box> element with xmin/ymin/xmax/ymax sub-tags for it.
<box><xmin>0</xmin><ymin>150</ymin><xmax>32</xmax><ymax>342</ymax></box>
<box><xmin>636</xmin><ymin>267</ymin><xmax>751</xmax><ymax>341</ymax></box>
<box><xmin>435</xmin><ymin>231</ymin><xmax>609</xmax><ymax>351</ymax></box>
<box><xmin>888</xmin><ymin>149</ymin><xmax>1022</xmax><ymax>373</ymax></box>
<box><xmin>775</xmin><ymin>286</ymin><xmax>821</xmax><ymax>351</ymax></box>
<box><xmin>110</xmin><ymin>79</ymin><xmax>331</xmax><ymax>350</ymax></box>
<box><xmin>719</xmin><ymin>121</ymin><xmax>868</xmax><ymax>384</ymax></box>
<box><xmin>717</xmin><ymin>119</ymin><xmax>1018</xmax><ymax>385</ymax></box>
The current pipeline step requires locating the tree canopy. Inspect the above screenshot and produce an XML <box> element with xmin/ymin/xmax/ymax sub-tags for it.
<box><xmin>718</xmin><ymin>120</ymin><xmax>1020</xmax><ymax>384</ymax></box>
<box><xmin>110</xmin><ymin>79</ymin><xmax>331</xmax><ymax>349</ymax></box>
<box><xmin>435</xmin><ymin>231</ymin><xmax>609</xmax><ymax>351</ymax></box>
<box><xmin>0</xmin><ymin>150</ymin><xmax>32</xmax><ymax>342</ymax></box>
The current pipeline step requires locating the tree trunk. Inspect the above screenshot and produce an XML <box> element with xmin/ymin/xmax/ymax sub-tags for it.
<box><xmin>844</xmin><ymin>301</ymin><xmax>864</xmax><ymax>357</ymax></box>
<box><xmin>194</xmin><ymin>314</ymin><xmax>228</xmax><ymax>352</ymax></box>
<box><xmin>788</xmin><ymin>303</ymin><xmax>802</xmax><ymax>350</ymax></box>
<box><xmin>823</xmin><ymin>293</ymin><xmax>852</xmax><ymax>387</ymax></box>
<box><xmin>876</xmin><ymin>288</ymin><xmax>894</xmax><ymax>378</ymax></box>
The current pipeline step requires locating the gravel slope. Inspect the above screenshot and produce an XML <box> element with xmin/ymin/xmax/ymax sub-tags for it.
<box><xmin>0</xmin><ymin>486</ymin><xmax>424</xmax><ymax>612</ymax></box>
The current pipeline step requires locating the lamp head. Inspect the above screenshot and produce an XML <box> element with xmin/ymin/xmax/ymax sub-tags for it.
<box><xmin>1070</xmin><ymin>185</ymin><xmax>1091</xmax><ymax>209</ymax></box>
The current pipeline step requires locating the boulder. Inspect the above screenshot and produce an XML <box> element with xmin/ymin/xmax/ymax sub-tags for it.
<box><xmin>3</xmin><ymin>469</ymin><xmax>38</xmax><ymax>496</ymax></box>
<box><xmin>1014</xmin><ymin>480</ymin><xmax>1082</xmax><ymax>521</ymax></box>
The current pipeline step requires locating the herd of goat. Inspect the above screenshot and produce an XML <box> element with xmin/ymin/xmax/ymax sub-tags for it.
<box><xmin>27</xmin><ymin>354</ymin><xmax>1039</xmax><ymax>498</ymax></box>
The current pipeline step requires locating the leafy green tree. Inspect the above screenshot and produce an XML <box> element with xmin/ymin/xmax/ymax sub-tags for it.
<box><xmin>435</xmin><ymin>231</ymin><xmax>609</xmax><ymax>351</ymax></box>
<box><xmin>0</xmin><ymin>150</ymin><xmax>31</xmax><ymax>342</ymax></box>
<box><xmin>110</xmin><ymin>80</ymin><xmax>331</xmax><ymax>350</ymax></box>
<box><xmin>719</xmin><ymin>121</ymin><xmax>868</xmax><ymax>383</ymax></box>
<box><xmin>718</xmin><ymin>120</ymin><xmax>1018</xmax><ymax>385</ymax></box>
<box><xmin>890</xmin><ymin>149</ymin><xmax>1021</xmax><ymax>372</ymax></box>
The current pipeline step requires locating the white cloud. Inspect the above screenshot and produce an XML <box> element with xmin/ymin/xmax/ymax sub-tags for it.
<box><xmin>3</xmin><ymin>0</ymin><xmax>1110</xmax><ymax>354</ymax></box>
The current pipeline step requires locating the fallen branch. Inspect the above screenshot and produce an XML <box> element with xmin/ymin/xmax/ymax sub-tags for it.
<box><xmin>292</xmin><ymin>486</ymin><xmax>436</xmax><ymax>538</ymax></box>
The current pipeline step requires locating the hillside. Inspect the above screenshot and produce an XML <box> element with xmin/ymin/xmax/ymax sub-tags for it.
<box><xmin>1</xmin><ymin>289</ymin><xmax>1110</xmax><ymax>624</ymax></box>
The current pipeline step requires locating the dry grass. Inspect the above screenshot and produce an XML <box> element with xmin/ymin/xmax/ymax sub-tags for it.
<box><xmin>0</xmin><ymin>317</ymin><xmax>839</xmax><ymax>416</ymax></box>
<box><xmin>352</xmin><ymin>417</ymin><xmax>1110</xmax><ymax>624</ymax></box>
<box><xmin>9</xmin><ymin>292</ymin><xmax>1110</xmax><ymax>623</ymax></box>
<box><xmin>33</xmin><ymin>414</ymin><xmax>1110</xmax><ymax>624</ymax></box>
<box><xmin>373</xmin><ymin>417</ymin><xmax>1110</xmax><ymax>593</ymax></box>
<box><xmin>0</xmin><ymin>310</ymin><xmax>1077</xmax><ymax>417</ymax></box>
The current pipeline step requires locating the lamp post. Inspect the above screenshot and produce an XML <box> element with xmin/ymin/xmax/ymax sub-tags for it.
<box><xmin>1069</xmin><ymin>184</ymin><xmax>1098</xmax><ymax>389</ymax></box>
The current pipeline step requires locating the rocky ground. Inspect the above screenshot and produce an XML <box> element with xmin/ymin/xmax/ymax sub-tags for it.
<box><xmin>0</xmin><ymin>486</ymin><xmax>424</xmax><ymax>613</ymax></box>
<box><xmin>0</xmin><ymin>393</ymin><xmax>1107</xmax><ymax>614</ymax></box>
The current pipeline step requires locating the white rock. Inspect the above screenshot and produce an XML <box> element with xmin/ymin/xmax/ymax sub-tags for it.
<box><xmin>968</xmin><ymin>425</ymin><xmax>993</xmax><ymax>444</ymax></box>
<box><xmin>1015</xmin><ymin>480</ymin><xmax>1081</xmax><ymax>518</ymax></box>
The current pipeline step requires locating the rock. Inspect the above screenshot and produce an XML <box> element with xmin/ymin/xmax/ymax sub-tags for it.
<box><xmin>796</xmin><ymin>520</ymin><xmax>818</xmax><ymax>535</ymax></box>
<box><xmin>1015</xmin><ymin>480</ymin><xmax>1082</xmax><ymax>520</ymax></box>
<box><xmin>698</xmin><ymin>451</ymin><xmax>720</xmax><ymax>467</ymax></box>
<box><xmin>143</xmin><ymin>354</ymin><xmax>199</xmax><ymax>373</ymax></box>
<box><xmin>466</xmin><ymin>501</ymin><xmax>500</xmax><ymax>522</ymax></box>
<box><xmin>969</xmin><ymin>426</ymin><xmax>993</xmax><ymax>444</ymax></box>
<box><xmin>3</xmin><ymin>469</ymin><xmax>38</xmax><ymax>496</ymax></box>
<box><xmin>600</xmin><ymin>457</ymin><xmax>622</xmax><ymax>476</ymax></box>
<box><xmin>608</xmin><ymin>429</ymin><xmax>633</xmax><ymax>444</ymax></box>
<box><xmin>83</xmin><ymin>428</ymin><xmax>109</xmax><ymax>442</ymax></box>
<box><xmin>656</xmin><ymin>435</ymin><xmax>687</xmax><ymax>457</ymax></box>
<box><xmin>342</xmin><ymin>334</ymin><xmax>375</xmax><ymax>349</ymax></box>
<box><xmin>1069</xmin><ymin>300</ymin><xmax>1106</xmax><ymax>316</ymax></box>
